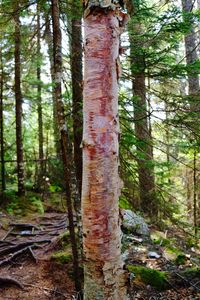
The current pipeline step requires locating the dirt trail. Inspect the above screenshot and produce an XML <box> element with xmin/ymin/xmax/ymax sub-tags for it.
<box><xmin>0</xmin><ymin>212</ymin><xmax>76</xmax><ymax>300</ymax></box>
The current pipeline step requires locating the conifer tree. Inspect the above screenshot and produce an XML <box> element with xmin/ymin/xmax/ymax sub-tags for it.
<box><xmin>14</xmin><ymin>2</ymin><xmax>25</xmax><ymax>196</ymax></box>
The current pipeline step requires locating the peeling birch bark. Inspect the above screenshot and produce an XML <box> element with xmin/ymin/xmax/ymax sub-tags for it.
<box><xmin>82</xmin><ymin>7</ymin><xmax>127</xmax><ymax>300</ymax></box>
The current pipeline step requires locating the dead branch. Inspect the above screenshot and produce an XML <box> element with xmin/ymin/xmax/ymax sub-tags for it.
<box><xmin>175</xmin><ymin>272</ymin><xmax>200</xmax><ymax>292</ymax></box>
<box><xmin>1</xmin><ymin>227</ymin><xmax>14</xmax><ymax>241</ymax></box>
<box><xmin>0</xmin><ymin>240</ymin><xmax>51</xmax><ymax>257</ymax></box>
<box><xmin>28</xmin><ymin>246</ymin><xmax>37</xmax><ymax>263</ymax></box>
<box><xmin>23</xmin><ymin>283</ymin><xmax>73</xmax><ymax>299</ymax></box>
<box><xmin>0</xmin><ymin>245</ymin><xmax>39</xmax><ymax>267</ymax></box>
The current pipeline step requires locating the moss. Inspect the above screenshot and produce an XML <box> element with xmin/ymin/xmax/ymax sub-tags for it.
<box><xmin>153</xmin><ymin>237</ymin><xmax>172</xmax><ymax>247</ymax></box>
<box><xmin>51</xmin><ymin>251</ymin><xmax>72</xmax><ymax>264</ymax></box>
<box><xmin>175</xmin><ymin>254</ymin><xmax>186</xmax><ymax>265</ymax></box>
<box><xmin>185</xmin><ymin>237</ymin><xmax>196</xmax><ymax>248</ymax></box>
<box><xmin>127</xmin><ymin>265</ymin><xmax>168</xmax><ymax>290</ymax></box>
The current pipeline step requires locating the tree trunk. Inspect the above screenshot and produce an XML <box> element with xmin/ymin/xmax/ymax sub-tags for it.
<box><xmin>129</xmin><ymin>15</ymin><xmax>156</xmax><ymax>216</ymax></box>
<box><xmin>182</xmin><ymin>0</ymin><xmax>200</xmax><ymax>236</ymax></box>
<box><xmin>182</xmin><ymin>0</ymin><xmax>200</xmax><ymax>114</ymax></box>
<box><xmin>51</xmin><ymin>0</ymin><xmax>81</xmax><ymax>293</ymax></box>
<box><xmin>14</xmin><ymin>5</ymin><xmax>24</xmax><ymax>196</ymax></box>
<box><xmin>193</xmin><ymin>149</ymin><xmax>198</xmax><ymax>237</ymax></box>
<box><xmin>37</xmin><ymin>5</ymin><xmax>44</xmax><ymax>187</ymax></box>
<box><xmin>0</xmin><ymin>48</ymin><xmax>5</xmax><ymax>192</ymax></box>
<box><xmin>45</xmin><ymin>15</ymin><xmax>61</xmax><ymax>159</ymax></box>
<box><xmin>71</xmin><ymin>15</ymin><xmax>83</xmax><ymax>202</ymax></box>
<box><xmin>82</xmin><ymin>3</ymin><xmax>127</xmax><ymax>299</ymax></box>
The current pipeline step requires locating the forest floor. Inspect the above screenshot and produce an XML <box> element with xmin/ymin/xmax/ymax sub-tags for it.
<box><xmin>126</xmin><ymin>225</ymin><xmax>200</xmax><ymax>299</ymax></box>
<box><xmin>0</xmin><ymin>196</ymin><xmax>199</xmax><ymax>299</ymax></box>
<box><xmin>0</xmin><ymin>211</ymin><xmax>77</xmax><ymax>300</ymax></box>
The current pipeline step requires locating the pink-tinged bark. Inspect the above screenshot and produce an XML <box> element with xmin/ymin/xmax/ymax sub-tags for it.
<box><xmin>82</xmin><ymin>9</ymin><xmax>127</xmax><ymax>300</ymax></box>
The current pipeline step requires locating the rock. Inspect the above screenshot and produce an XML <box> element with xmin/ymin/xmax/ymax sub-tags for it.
<box><xmin>122</xmin><ymin>249</ymin><xmax>129</xmax><ymax>262</ymax></box>
<box><xmin>128</xmin><ymin>236</ymin><xmax>143</xmax><ymax>243</ymax></box>
<box><xmin>121</xmin><ymin>209</ymin><xmax>150</xmax><ymax>236</ymax></box>
<box><xmin>148</xmin><ymin>251</ymin><xmax>161</xmax><ymax>259</ymax></box>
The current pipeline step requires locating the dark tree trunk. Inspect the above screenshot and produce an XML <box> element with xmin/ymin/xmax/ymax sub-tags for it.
<box><xmin>37</xmin><ymin>5</ymin><xmax>44</xmax><ymax>186</ymax></box>
<box><xmin>71</xmin><ymin>16</ymin><xmax>83</xmax><ymax>202</ymax></box>
<box><xmin>14</xmin><ymin>6</ymin><xmax>24</xmax><ymax>196</ymax></box>
<box><xmin>182</xmin><ymin>0</ymin><xmax>200</xmax><ymax>236</ymax></box>
<box><xmin>45</xmin><ymin>15</ymin><xmax>61</xmax><ymax>159</ymax></box>
<box><xmin>182</xmin><ymin>0</ymin><xmax>200</xmax><ymax>114</ymax></box>
<box><xmin>129</xmin><ymin>14</ymin><xmax>156</xmax><ymax>216</ymax></box>
<box><xmin>51</xmin><ymin>0</ymin><xmax>81</xmax><ymax>293</ymax></box>
<box><xmin>133</xmin><ymin>72</ymin><xmax>156</xmax><ymax>215</ymax></box>
<box><xmin>0</xmin><ymin>48</ymin><xmax>5</xmax><ymax>191</ymax></box>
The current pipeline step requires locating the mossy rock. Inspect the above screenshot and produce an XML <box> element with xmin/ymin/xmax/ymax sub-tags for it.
<box><xmin>51</xmin><ymin>251</ymin><xmax>72</xmax><ymax>264</ymax></box>
<box><xmin>127</xmin><ymin>265</ymin><xmax>168</xmax><ymax>290</ymax></box>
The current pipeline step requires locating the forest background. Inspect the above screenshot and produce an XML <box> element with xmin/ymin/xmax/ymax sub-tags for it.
<box><xmin>0</xmin><ymin>0</ymin><xmax>200</xmax><ymax>298</ymax></box>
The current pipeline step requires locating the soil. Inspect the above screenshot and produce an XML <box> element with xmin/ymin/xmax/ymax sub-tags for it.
<box><xmin>0</xmin><ymin>212</ymin><xmax>77</xmax><ymax>300</ymax></box>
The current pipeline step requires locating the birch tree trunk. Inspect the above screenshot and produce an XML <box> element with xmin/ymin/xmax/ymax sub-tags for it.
<box><xmin>82</xmin><ymin>2</ymin><xmax>127</xmax><ymax>299</ymax></box>
<box><xmin>14</xmin><ymin>4</ymin><xmax>25</xmax><ymax>196</ymax></box>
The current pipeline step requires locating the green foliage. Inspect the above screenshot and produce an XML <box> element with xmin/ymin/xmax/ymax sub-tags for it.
<box><xmin>5</xmin><ymin>192</ymin><xmax>44</xmax><ymax>215</ymax></box>
<box><xmin>29</xmin><ymin>195</ymin><xmax>44</xmax><ymax>215</ymax></box>
<box><xmin>185</xmin><ymin>237</ymin><xmax>196</xmax><ymax>248</ymax></box>
<box><xmin>127</xmin><ymin>265</ymin><xmax>168</xmax><ymax>290</ymax></box>
<box><xmin>175</xmin><ymin>254</ymin><xmax>187</xmax><ymax>265</ymax></box>
<box><xmin>51</xmin><ymin>251</ymin><xmax>72</xmax><ymax>264</ymax></box>
<box><xmin>119</xmin><ymin>195</ymin><xmax>133</xmax><ymax>210</ymax></box>
<box><xmin>49</xmin><ymin>184</ymin><xmax>62</xmax><ymax>193</ymax></box>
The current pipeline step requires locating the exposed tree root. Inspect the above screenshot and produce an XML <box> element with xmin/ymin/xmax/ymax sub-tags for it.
<box><xmin>0</xmin><ymin>276</ymin><xmax>24</xmax><ymax>289</ymax></box>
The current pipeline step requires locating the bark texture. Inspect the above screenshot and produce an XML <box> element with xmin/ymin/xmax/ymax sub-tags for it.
<box><xmin>45</xmin><ymin>15</ymin><xmax>61</xmax><ymax>158</ymax></box>
<box><xmin>132</xmin><ymin>71</ymin><xmax>156</xmax><ymax>215</ymax></box>
<box><xmin>182</xmin><ymin>0</ymin><xmax>200</xmax><ymax>233</ymax></box>
<box><xmin>0</xmin><ymin>48</ymin><xmax>5</xmax><ymax>191</ymax></box>
<box><xmin>14</xmin><ymin>6</ymin><xmax>24</xmax><ymax>196</ymax></box>
<box><xmin>71</xmin><ymin>16</ymin><xmax>83</xmax><ymax>201</ymax></box>
<box><xmin>128</xmin><ymin>10</ymin><xmax>156</xmax><ymax>215</ymax></box>
<box><xmin>182</xmin><ymin>0</ymin><xmax>200</xmax><ymax>113</ymax></box>
<box><xmin>51</xmin><ymin>0</ymin><xmax>81</xmax><ymax>293</ymax></box>
<box><xmin>37</xmin><ymin>6</ymin><xmax>44</xmax><ymax>186</ymax></box>
<box><xmin>82</xmin><ymin>8</ymin><xmax>127</xmax><ymax>300</ymax></box>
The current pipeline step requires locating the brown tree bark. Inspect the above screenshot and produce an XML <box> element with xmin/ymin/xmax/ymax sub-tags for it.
<box><xmin>82</xmin><ymin>2</ymin><xmax>127</xmax><ymax>298</ymax></box>
<box><xmin>36</xmin><ymin>5</ymin><xmax>44</xmax><ymax>187</ymax></box>
<box><xmin>44</xmin><ymin>15</ymin><xmax>61</xmax><ymax>159</ymax></box>
<box><xmin>51</xmin><ymin>0</ymin><xmax>81</xmax><ymax>293</ymax></box>
<box><xmin>0</xmin><ymin>48</ymin><xmax>5</xmax><ymax>192</ymax></box>
<box><xmin>182</xmin><ymin>0</ymin><xmax>200</xmax><ymax>113</ymax></box>
<box><xmin>128</xmin><ymin>9</ymin><xmax>156</xmax><ymax>216</ymax></box>
<box><xmin>71</xmin><ymin>14</ymin><xmax>83</xmax><ymax>201</ymax></box>
<box><xmin>182</xmin><ymin>0</ymin><xmax>200</xmax><ymax>236</ymax></box>
<box><xmin>14</xmin><ymin>4</ymin><xmax>25</xmax><ymax>196</ymax></box>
